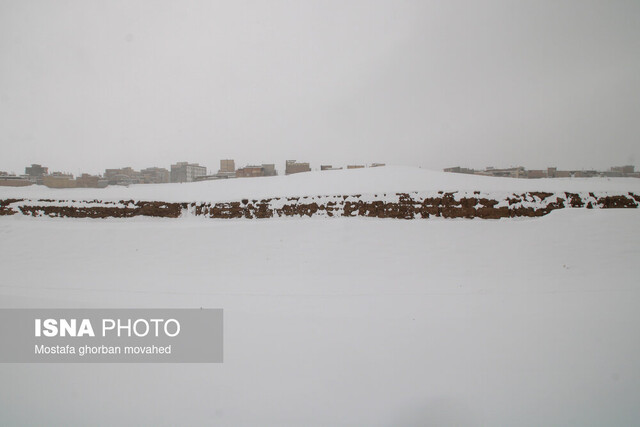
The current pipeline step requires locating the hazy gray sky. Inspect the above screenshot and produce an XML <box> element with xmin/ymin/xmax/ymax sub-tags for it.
<box><xmin>1</xmin><ymin>0</ymin><xmax>639</xmax><ymax>175</ymax></box>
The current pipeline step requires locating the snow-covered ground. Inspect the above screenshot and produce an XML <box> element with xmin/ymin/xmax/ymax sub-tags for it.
<box><xmin>1</xmin><ymin>209</ymin><xmax>639</xmax><ymax>426</ymax></box>
<box><xmin>1</xmin><ymin>166</ymin><xmax>639</xmax><ymax>203</ymax></box>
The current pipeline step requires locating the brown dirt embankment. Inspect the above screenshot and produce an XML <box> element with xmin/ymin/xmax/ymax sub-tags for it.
<box><xmin>1</xmin><ymin>191</ymin><xmax>638</xmax><ymax>219</ymax></box>
<box><xmin>12</xmin><ymin>201</ymin><xmax>187</xmax><ymax>218</ymax></box>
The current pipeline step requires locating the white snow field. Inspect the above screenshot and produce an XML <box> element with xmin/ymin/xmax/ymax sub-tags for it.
<box><xmin>1</xmin><ymin>168</ymin><xmax>639</xmax><ymax>426</ymax></box>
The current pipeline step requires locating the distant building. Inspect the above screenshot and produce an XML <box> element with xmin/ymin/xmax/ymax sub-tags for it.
<box><xmin>25</xmin><ymin>164</ymin><xmax>48</xmax><ymax>184</ymax></box>
<box><xmin>527</xmin><ymin>170</ymin><xmax>547</xmax><ymax>179</ymax></box>
<box><xmin>370</xmin><ymin>163</ymin><xmax>386</xmax><ymax>167</ymax></box>
<box><xmin>236</xmin><ymin>166</ymin><xmax>265</xmax><ymax>178</ymax></box>
<box><xmin>611</xmin><ymin>165</ymin><xmax>635</xmax><ymax>175</ymax></box>
<box><xmin>171</xmin><ymin>162</ymin><xmax>206</xmax><ymax>183</ymax></box>
<box><xmin>25</xmin><ymin>164</ymin><xmax>48</xmax><ymax>177</ymax></box>
<box><xmin>235</xmin><ymin>163</ymin><xmax>277</xmax><ymax>178</ymax></box>
<box><xmin>194</xmin><ymin>175</ymin><xmax>224</xmax><ymax>182</ymax></box>
<box><xmin>190</xmin><ymin>160</ymin><xmax>238</xmax><ymax>181</ymax></box>
<box><xmin>104</xmin><ymin>169</ymin><xmax>120</xmax><ymax>183</ymax></box>
<box><xmin>219</xmin><ymin>159</ymin><xmax>235</xmax><ymax>174</ymax></box>
<box><xmin>446</xmin><ymin>166</ymin><xmax>547</xmax><ymax>178</ymax></box>
<box><xmin>347</xmin><ymin>165</ymin><xmax>365</xmax><ymax>169</ymax></box>
<box><xmin>261</xmin><ymin>164</ymin><xmax>277</xmax><ymax>176</ymax></box>
<box><xmin>0</xmin><ymin>175</ymin><xmax>32</xmax><ymax>187</ymax></box>
<box><xmin>444</xmin><ymin>164</ymin><xmax>638</xmax><ymax>179</ymax></box>
<box><xmin>112</xmin><ymin>175</ymin><xmax>132</xmax><ymax>186</ymax></box>
<box><xmin>285</xmin><ymin>160</ymin><xmax>310</xmax><ymax>175</ymax></box>
<box><xmin>320</xmin><ymin>165</ymin><xmax>343</xmax><ymax>171</ymax></box>
<box><xmin>444</xmin><ymin>166</ymin><xmax>475</xmax><ymax>174</ymax></box>
<box><xmin>76</xmin><ymin>174</ymin><xmax>108</xmax><ymax>188</ymax></box>
<box><xmin>141</xmin><ymin>167</ymin><xmax>170</xmax><ymax>184</ymax></box>
<box><xmin>43</xmin><ymin>173</ymin><xmax>76</xmax><ymax>188</ymax></box>
<box><xmin>104</xmin><ymin>167</ymin><xmax>142</xmax><ymax>185</ymax></box>
<box><xmin>573</xmin><ymin>170</ymin><xmax>598</xmax><ymax>178</ymax></box>
<box><xmin>482</xmin><ymin>167</ymin><xmax>525</xmax><ymax>178</ymax></box>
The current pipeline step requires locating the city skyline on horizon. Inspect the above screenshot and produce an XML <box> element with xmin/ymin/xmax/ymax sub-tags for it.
<box><xmin>2</xmin><ymin>158</ymin><xmax>638</xmax><ymax>179</ymax></box>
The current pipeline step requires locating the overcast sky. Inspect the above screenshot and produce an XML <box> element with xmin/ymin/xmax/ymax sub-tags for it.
<box><xmin>1</xmin><ymin>0</ymin><xmax>639</xmax><ymax>175</ymax></box>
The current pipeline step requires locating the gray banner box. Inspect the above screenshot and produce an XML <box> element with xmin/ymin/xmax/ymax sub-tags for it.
<box><xmin>0</xmin><ymin>309</ymin><xmax>223</xmax><ymax>363</ymax></box>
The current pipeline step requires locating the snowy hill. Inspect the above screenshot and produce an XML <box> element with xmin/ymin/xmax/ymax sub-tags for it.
<box><xmin>1</xmin><ymin>165</ymin><xmax>639</xmax><ymax>203</ymax></box>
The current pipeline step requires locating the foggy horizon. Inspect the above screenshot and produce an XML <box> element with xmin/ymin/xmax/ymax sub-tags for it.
<box><xmin>2</xmin><ymin>0</ymin><xmax>639</xmax><ymax>176</ymax></box>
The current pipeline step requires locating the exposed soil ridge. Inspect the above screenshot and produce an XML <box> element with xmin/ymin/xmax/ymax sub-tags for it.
<box><xmin>1</xmin><ymin>191</ymin><xmax>637</xmax><ymax>219</ymax></box>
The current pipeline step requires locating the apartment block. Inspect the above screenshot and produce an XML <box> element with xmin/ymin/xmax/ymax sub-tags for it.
<box><xmin>76</xmin><ymin>174</ymin><xmax>108</xmax><ymax>188</ymax></box>
<box><xmin>285</xmin><ymin>160</ymin><xmax>311</xmax><ymax>175</ymax></box>
<box><xmin>219</xmin><ymin>159</ymin><xmax>235</xmax><ymax>174</ymax></box>
<box><xmin>104</xmin><ymin>167</ymin><xmax>142</xmax><ymax>185</ymax></box>
<box><xmin>611</xmin><ymin>165</ymin><xmax>635</xmax><ymax>175</ymax></box>
<box><xmin>171</xmin><ymin>162</ymin><xmax>207</xmax><ymax>183</ymax></box>
<box><xmin>141</xmin><ymin>167</ymin><xmax>170</xmax><ymax>184</ymax></box>
<box><xmin>261</xmin><ymin>164</ymin><xmax>277</xmax><ymax>176</ymax></box>
<box><xmin>236</xmin><ymin>166</ymin><xmax>264</xmax><ymax>178</ymax></box>
<box><xmin>25</xmin><ymin>164</ymin><xmax>48</xmax><ymax>184</ymax></box>
<box><xmin>43</xmin><ymin>173</ymin><xmax>76</xmax><ymax>188</ymax></box>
